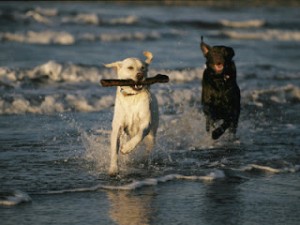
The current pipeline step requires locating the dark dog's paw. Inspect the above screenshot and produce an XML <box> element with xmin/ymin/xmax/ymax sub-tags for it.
<box><xmin>212</xmin><ymin>127</ymin><xmax>225</xmax><ymax>140</ymax></box>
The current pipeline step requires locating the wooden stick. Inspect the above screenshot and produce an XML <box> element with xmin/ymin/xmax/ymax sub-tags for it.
<box><xmin>100</xmin><ymin>74</ymin><xmax>169</xmax><ymax>87</ymax></box>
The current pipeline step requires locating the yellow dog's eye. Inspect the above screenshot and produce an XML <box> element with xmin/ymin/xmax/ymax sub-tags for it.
<box><xmin>128</xmin><ymin>66</ymin><xmax>134</xmax><ymax>70</ymax></box>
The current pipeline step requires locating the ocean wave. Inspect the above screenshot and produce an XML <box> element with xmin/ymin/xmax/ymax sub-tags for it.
<box><xmin>1</xmin><ymin>83</ymin><xmax>298</xmax><ymax>115</ymax></box>
<box><xmin>45</xmin><ymin>170</ymin><xmax>225</xmax><ymax>194</ymax></box>
<box><xmin>2</xmin><ymin>165</ymin><xmax>298</xmax><ymax>204</ymax></box>
<box><xmin>0</xmin><ymin>29</ymin><xmax>181</xmax><ymax>45</ymax></box>
<box><xmin>220</xmin><ymin>19</ymin><xmax>266</xmax><ymax>28</ymax></box>
<box><xmin>0</xmin><ymin>61</ymin><xmax>204</xmax><ymax>115</ymax></box>
<box><xmin>0</xmin><ymin>30</ymin><xmax>75</xmax><ymax>45</ymax></box>
<box><xmin>244</xmin><ymin>84</ymin><xmax>300</xmax><ymax>106</ymax></box>
<box><xmin>38</xmin><ymin>162</ymin><xmax>300</xmax><ymax>194</ymax></box>
<box><xmin>0</xmin><ymin>6</ymin><xmax>57</xmax><ymax>26</ymax></box>
<box><xmin>0</xmin><ymin>190</ymin><xmax>31</xmax><ymax>206</ymax></box>
<box><xmin>0</xmin><ymin>61</ymin><xmax>202</xmax><ymax>87</ymax></box>
<box><xmin>0</xmin><ymin>61</ymin><xmax>105</xmax><ymax>86</ymax></box>
<box><xmin>31</xmin><ymin>6</ymin><xmax>58</xmax><ymax>17</ymax></box>
<box><xmin>0</xmin><ymin>9</ymin><xmax>266</xmax><ymax>30</ymax></box>
<box><xmin>25</xmin><ymin>9</ymin><xmax>54</xmax><ymax>25</ymax></box>
<box><xmin>62</xmin><ymin>13</ymin><xmax>100</xmax><ymax>25</ymax></box>
<box><xmin>101</xmin><ymin>171</ymin><xmax>225</xmax><ymax>191</ymax></box>
<box><xmin>1</xmin><ymin>61</ymin><xmax>299</xmax><ymax>115</ymax></box>
<box><xmin>167</xmin><ymin>19</ymin><xmax>266</xmax><ymax>29</ymax></box>
<box><xmin>0</xmin><ymin>7</ymin><xmax>139</xmax><ymax>27</ymax></box>
<box><xmin>0</xmin><ymin>6</ymin><xmax>139</xmax><ymax>27</ymax></box>
<box><xmin>0</xmin><ymin>86</ymin><xmax>201</xmax><ymax>115</ymax></box>
<box><xmin>1</xmin><ymin>5</ymin><xmax>299</xmax><ymax>34</ymax></box>
<box><xmin>240</xmin><ymin>164</ymin><xmax>300</xmax><ymax>174</ymax></box>
<box><xmin>221</xmin><ymin>29</ymin><xmax>300</xmax><ymax>41</ymax></box>
<box><xmin>62</xmin><ymin>14</ymin><xmax>138</xmax><ymax>26</ymax></box>
<box><xmin>108</xmin><ymin>15</ymin><xmax>138</xmax><ymax>25</ymax></box>
<box><xmin>0</xmin><ymin>94</ymin><xmax>115</xmax><ymax>115</ymax></box>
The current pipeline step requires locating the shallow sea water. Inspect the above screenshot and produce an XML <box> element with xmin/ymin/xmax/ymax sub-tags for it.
<box><xmin>0</xmin><ymin>1</ymin><xmax>299</xmax><ymax>225</ymax></box>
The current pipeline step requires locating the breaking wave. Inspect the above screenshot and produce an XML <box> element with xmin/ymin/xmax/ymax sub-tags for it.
<box><xmin>0</xmin><ymin>7</ymin><xmax>138</xmax><ymax>26</ymax></box>
<box><xmin>0</xmin><ymin>190</ymin><xmax>32</xmax><ymax>206</ymax></box>
<box><xmin>0</xmin><ymin>30</ymin><xmax>75</xmax><ymax>45</ymax></box>
<box><xmin>220</xmin><ymin>19</ymin><xmax>266</xmax><ymax>28</ymax></box>
<box><xmin>0</xmin><ymin>61</ymin><xmax>299</xmax><ymax>115</ymax></box>
<box><xmin>2</xmin><ymin>162</ymin><xmax>298</xmax><ymax>206</ymax></box>
<box><xmin>0</xmin><ymin>6</ymin><xmax>267</xmax><ymax>29</ymax></box>
<box><xmin>0</xmin><ymin>30</ymin><xmax>181</xmax><ymax>45</ymax></box>
<box><xmin>0</xmin><ymin>61</ymin><xmax>203</xmax><ymax>87</ymax></box>
<box><xmin>244</xmin><ymin>84</ymin><xmax>300</xmax><ymax>106</ymax></box>
<box><xmin>220</xmin><ymin>29</ymin><xmax>300</xmax><ymax>41</ymax></box>
<box><xmin>37</xmin><ymin>163</ymin><xmax>299</xmax><ymax>194</ymax></box>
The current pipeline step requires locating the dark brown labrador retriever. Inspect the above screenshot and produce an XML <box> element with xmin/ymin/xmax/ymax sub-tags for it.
<box><xmin>200</xmin><ymin>36</ymin><xmax>240</xmax><ymax>139</ymax></box>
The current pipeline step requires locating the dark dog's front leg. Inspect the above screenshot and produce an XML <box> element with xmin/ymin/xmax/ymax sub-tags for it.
<box><xmin>229</xmin><ymin>120</ymin><xmax>238</xmax><ymax>134</ymax></box>
<box><xmin>203</xmin><ymin>105</ymin><xmax>213</xmax><ymax>132</ymax></box>
<box><xmin>228</xmin><ymin>108</ymin><xmax>240</xmax><ymax>135</ymax></box>
<box><xmin>212</xmin><ymin>121</ymin><xmax>230</xmax><ymax>140</ymax></box>
<box><xmin>205</xmin><ymin>116</ymin><xmax>213</xmax><ymax>132</ymax></box>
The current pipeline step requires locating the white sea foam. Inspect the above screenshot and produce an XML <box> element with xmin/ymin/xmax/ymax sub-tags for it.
<box><xmin>108</xmin><ymin>15</ymin><xmax>138</xmax><ymax>25</ymax></box>
<box><xmin>0</xmin><ymin>29</ymin><xmax>182</xmax><ymax>45</ymax></box>
<box><xmin>0</xmin><ymin>61</ymin><xmax>107</xmax><ymax>85</ymax></box>
<box><xmin>25</xmin><ymin>11</ymin><xmax>53</xmax><ymax>25</ymax></box>
<box><xmin>62</xmin><ymin>13</ymin><xmax>100</xmax><ymax>25</ymax></box>
<box><xmin>45</xmin><ymin>170</ymin><xmax>225</xmax><ymax>194</ymax></box>
<box><xmin>220</xmin><ymin>19</ymin><xmax>266</xmax><ymax>28</ymax></box>
<box><xmin>0</xmin><ymin>190</ymin><xmax>31</xmax><ymax>206</ymax></box>
<box><xmin>153</xmin><ymin>68</ymin><xmax>203</xmax><ymax>82</ymax></box>
<box><xmin>61</xmin><ymin>14</ymin><xmax>137</xmax><ymax>26</ymax></box>
<box><xmin>7</xmin><ymin>164</ymin><xmax>298</xmax><ymax>197</ymax></box>
<box><xmin>0</xmin><ymin>94</ymin><xmax>114</xmax><ymax>115</ymax></box>
<box><xmin>24</xmin><ymin>6</ymin><xmax>58</xmax><ymax>25</ymax></box>
<box><xmin>30</xmin><ymin>7</ymin><xmax>58</xmax><ymax>17</ymax></box>
<box><xmin>0</xmin><ymin>61</ymin><xmax>116</xmax><ymax>115</ymax></box>
<box><xmin>0</xmin><ymin>31</ymin><xmax>75</xmax><ymax>45</ymax></box>
<box><xmin>0</xmin><ymin>61</ymin><xmax>203</xmax><ymax>86</ymax></box>
<box><xmin>0</xmin><ymin>61</ymin><xmax>300</xmax><ymax>114</ymax></box>
<box><xmin>1</xmin><ymin>61</ymin><xmax>299</xmax><ymax>115</ymax></box>
<box><xmin>244</xmin><ymin>84</ymin><xmax>300</xmax><ymax>106</ymax></box>
<box><xmin>222</xmin><ymin>29</ymin><xmax>300</xmax><ymax>41</ymax></box>
<box><xmin>239</xmin><ymin>164</ymin><xmax>300</xmax><ymax>174</ymax></box>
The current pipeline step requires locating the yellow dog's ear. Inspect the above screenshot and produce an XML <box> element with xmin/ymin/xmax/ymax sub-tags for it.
<box><xmin>143</xmin><ymin>51</ymin><xmax>153</xmax><ymax>64</ymax></box>
<box><xmin>104</xmin><ymin>61</ymin><xmax>122</xmax><ymax>70</ymax></box>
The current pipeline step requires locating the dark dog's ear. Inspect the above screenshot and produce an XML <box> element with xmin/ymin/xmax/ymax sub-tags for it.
<box><xmin>200</xmin><ymin>36</ymin><xmax>211</xmax><ymax>57</ymax></box>
<box><xmin>224</xmin><ymin>47</ymin><xmax>235</xmax><ymax>60</ymax></box>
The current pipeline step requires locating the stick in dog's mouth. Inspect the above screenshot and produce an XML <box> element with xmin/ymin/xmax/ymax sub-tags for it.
<box><xmin>100</xmin><ymin>74</ymin><xmax>169</xmax><ymax>87</ymax></box>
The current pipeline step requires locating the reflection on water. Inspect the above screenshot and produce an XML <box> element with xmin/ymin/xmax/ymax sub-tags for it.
<box><xmin>203</xmin><ymin>179</ymin><xmax>243</xmax><ymax>225</ymax></box>
<box><xmin>106</xmin><ymin>189</ymin><xmax>155</xmax><ymax>225</ymax></box>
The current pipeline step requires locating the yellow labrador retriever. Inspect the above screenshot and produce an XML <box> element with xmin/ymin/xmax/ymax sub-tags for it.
<box><xmin>105</xmin><ymin>51</ymin><xmax>159</xmax><ymax>176</ymax></box>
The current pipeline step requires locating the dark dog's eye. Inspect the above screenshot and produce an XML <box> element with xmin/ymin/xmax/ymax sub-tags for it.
<box><xmin>141</xmin><ymin>66</ymin><xmax>145</xmax><ymax>71</ymax></box>
<box><xmin>128</xmin><ymin>66</ymin><xmax>134</xmax><ymax>70</ymax></box>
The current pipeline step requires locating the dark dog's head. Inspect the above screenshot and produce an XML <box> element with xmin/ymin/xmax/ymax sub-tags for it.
<box><xmin>200</xmin><ymin>36</ymin><xmax>235</xmax><ymax>74</ymax></box>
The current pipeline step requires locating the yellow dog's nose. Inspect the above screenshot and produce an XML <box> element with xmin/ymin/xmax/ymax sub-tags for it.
<box><xmin>136</xmin><ymin>72</ymin><xmax>144</xmax><ymax>81</ymax></box>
